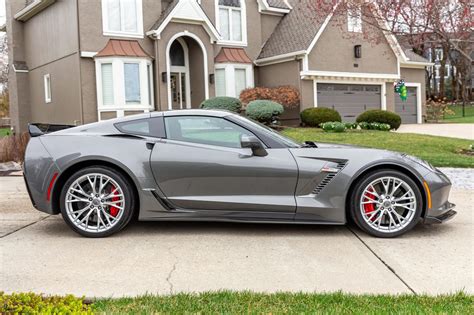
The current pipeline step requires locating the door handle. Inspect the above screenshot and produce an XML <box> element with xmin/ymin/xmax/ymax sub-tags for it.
<box><xmin>146</xmin><ymin>142</ymin><xmax>155</xmax><ymax>150</ymax></box>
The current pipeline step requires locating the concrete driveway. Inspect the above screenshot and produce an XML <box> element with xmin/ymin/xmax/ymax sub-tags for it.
<box><xmin>0</xmin><ymin>175</ymin><xmax>472</xmax><ymax>298</ymax></box>
<box><xmin>396</xmin><ymin>123</ymin><xmax>474</xmax><ymax>140</ymax></box>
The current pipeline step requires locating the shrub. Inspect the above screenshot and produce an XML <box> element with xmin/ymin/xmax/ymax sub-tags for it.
<box><xmin>300</xmin><ymin>108</ymin><xmax>341</xmax><ymax>127</ymax></box>
<box><xmin>358</xmin><ymin>122</ymin><xmax>391</xmax><ymax>131</ymax></box>
<box><xmin>240</xmin><ymin>86</ymin><xmax>300</xmax><ymax>109</ymax></box>
<box><xmin>344</xmin><ymin>122</ymin><xmax>358</xmax><ymax>129</ymax></box>
<box><xmin>200</xmin><ymin>97</ymin><xmax>242</xmax><ymax>113</ymax></box>
<box><xmin>321</xmin><ymin>121</ymin><xmax>346</xmax><ymax>132</ymax></box>
<box><xmin>246</xmin><ymin>100</ymin><xmax>284</xmax><ymax>124</ymax></box>
<box><xmin>426</xmin><ymin>97</ymin><xmax>455</xmax><ymax>122</ymax></box>
<box><xmin>356</xmin><ymin>110</ymin><xmax>401</xmax><ymax>130</ymax></box>
<box><xmin>0</xmin><ymin>132</ymin><xmax>29</xmax><ymax>163</ymax></box>
<box><xmin>0</xmin><ymin>292</ymin><xmax>92</xmax><ymax>314</ymax></box>
<box><xmin>377</xmin><ymin>123</ymin><xmax>391</xmax><ymax>131</ymax></box>
<box><xmin>359</xmin><ymin>122</ymin><xmax>369</xmax><ymax>130</ymax></box>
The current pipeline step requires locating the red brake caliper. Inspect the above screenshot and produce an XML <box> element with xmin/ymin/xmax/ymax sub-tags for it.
<box><xmin>363</xmin><ymin>187</ymin><xmax>376</xmax><ymax>221</ymax></box>
<box><xmin>109</xmin><ymin>186</ymin><xmax>120</xmax><ymax>217</ymax></box>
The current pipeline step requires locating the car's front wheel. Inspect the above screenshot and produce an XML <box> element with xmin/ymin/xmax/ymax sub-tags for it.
<box><xmin>59</xmin><ymin>166</ymin><xmax>135</xmax><ymax>237</ymax></box>
<box><xmin>350</xmin><ymin>169</ymin><xmax>423</xmax><ymax>238</ymax></box>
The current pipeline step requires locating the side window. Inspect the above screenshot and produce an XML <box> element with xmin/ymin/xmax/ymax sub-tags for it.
<box><xmin>165</xmin><ymin>116</ymin><xmax>255</xmax><ymax>148</ymax></box>
<box><xmin>115</xmin><ymin>117</ymin><xmax>165</xmax><ymax>138</ymax></box>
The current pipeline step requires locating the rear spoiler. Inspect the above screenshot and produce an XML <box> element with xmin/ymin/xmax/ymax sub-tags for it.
<box><xmin>28</xmin><ymin>123</ymin><xmax>75</xmax><ymax>137</ymax></box>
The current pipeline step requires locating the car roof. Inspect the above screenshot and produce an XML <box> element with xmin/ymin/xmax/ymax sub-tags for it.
<box><xmin>152</xmin><ymin>109</ymin><xmax>233</xmax><ymax>118</ymax></box>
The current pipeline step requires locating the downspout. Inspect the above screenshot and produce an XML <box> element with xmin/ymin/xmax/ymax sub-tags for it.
<box><xmin>75</xmin><ymin>0</ymin><xmax>84</xmax><ymax>125</ymax></box>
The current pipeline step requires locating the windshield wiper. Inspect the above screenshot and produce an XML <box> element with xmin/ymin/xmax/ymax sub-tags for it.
<box><xmin>302</xmin><ymin>141</ymin><xmax>318</xmax><ymax>148</ymax></box>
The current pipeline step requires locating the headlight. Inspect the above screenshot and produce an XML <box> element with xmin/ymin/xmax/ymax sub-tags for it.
<box><xmin>403</xmin><ymin>154</ymin><xmax>437</xmax><ymax>172</ymax></box>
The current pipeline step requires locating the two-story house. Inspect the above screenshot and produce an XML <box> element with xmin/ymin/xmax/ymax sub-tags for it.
<box><xmin>6</xmin><ymin>0</ymin><xmax>431</xmax><ymax>132</ymax></box>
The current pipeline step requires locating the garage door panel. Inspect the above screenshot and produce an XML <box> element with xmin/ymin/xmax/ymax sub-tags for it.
<box><xmin>317</xmin><ymin>83</ymin><xmax>381</xmax><ymax>122</ymax></box>
<box><xmin>395</xmin><ymin>87</ymin><xmax>417</xmax><ymax>124</ymax></box>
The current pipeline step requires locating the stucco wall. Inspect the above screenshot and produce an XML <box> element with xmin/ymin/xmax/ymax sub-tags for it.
<box><xmin>308</xmin><ymin>15</ymin><xmax>398</xmax><ymax>75</ymax></box>
<box><xmin>80</xmin><ymin>59</ymin><xmax>99</xmax><ymax>124</ymax></box>
<box><xmin>28</xmin><ymin>54</ymin><xmax>82</xmax><ymax>125</ymax></box>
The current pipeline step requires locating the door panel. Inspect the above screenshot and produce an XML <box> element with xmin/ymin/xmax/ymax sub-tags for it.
<box><xmin>150</xmin><ymin>141</ymin><xmax>298</xmax><ymax>212</ymax></box>
<box><xmin>318</xmin><ymin>84</ymin><xmax>381</xmax><ymax>122</ymax></box>
<box><xmin>395</xmin><ymin>87</ymin><xmax>417</xmax><ymax>124</ymax></box>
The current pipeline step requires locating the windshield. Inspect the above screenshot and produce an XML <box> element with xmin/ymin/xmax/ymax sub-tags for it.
<box><xmin>231</xmin><ymin>115</ymin><xmax>301</xmax><ymax>148</ymax></box>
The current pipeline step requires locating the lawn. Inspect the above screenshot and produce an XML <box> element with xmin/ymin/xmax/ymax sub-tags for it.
<box><xmin>282</xmin><ymin>128</ymin><xmax>474</xmax><ymax>168</ymax></box>
<box><xmin>95</xmin><ymin>291</ymin><xmax>472</xmax><ymax>314</ymax></box>
<box><xmin>442</xmin><ymin>104</ymin><xmax>474</xmax><ymax>123</ymax></box>
<box><xmin>0</xmin><ymin>127</ymin><xmax>10</xmax><ymax>137</ymax></box>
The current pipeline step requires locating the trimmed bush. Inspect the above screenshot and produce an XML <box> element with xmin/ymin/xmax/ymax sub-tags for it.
<box><xmin>359</xmin><ymin>121</ymin><xmax>369</xmax><ymax>130</ymax></box>
<box><xmin>300</xmin><ymin>108</ymin><xmax>341</xmax><ymax>127</ymax></box>
<box><xmin>344</xmin><ymin>122</ymin><xmax>358</xmax><ymax>129</ymax></box>
<box><xmin>321</xmin><ymin>121</ymin><xmax>346</xmax><ymax>132</ymax></box>
<box><xmin>358</xmin><ymin>121</ymin><xmax>391</xmax><ymax>131</ymax></box>
<box><xmin>200</xmin><ymin>97</ymin><xmax>242</xmax><ymax>113</ymax></box>
<box><xmin>0</xmin><ymin>292</ymin><xmax>92</xmax><ymax>314</ymax></box>
<box><xmin>246</xmin><ymin>100</ymin><xmax>284</xmax><ymax>124</ymax></box>
<box><xmin>356</xmin><ymin>110</ymin><xmax>402</xmax><ymax>130</ymax></box>
<box><xmin>240</xmin><ymin>86</ymin><xmax>300</xmax><ymax>109</ymax></box>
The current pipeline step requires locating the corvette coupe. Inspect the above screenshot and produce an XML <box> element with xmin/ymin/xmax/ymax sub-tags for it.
<box><xmin>24</xmin><ymin>110</ymin><xmax>456</xmax><ymax>238</ymax></box>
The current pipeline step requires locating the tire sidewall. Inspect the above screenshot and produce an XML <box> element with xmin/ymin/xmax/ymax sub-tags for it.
<box><xmin>351</xmin><ymin>170</ymin><xmax>423</xmax><ymax>238</ymax></box>
<box><xmin>59</xmin><ymin>166</ymin><xmax>134</xmax><ymax>238</ymax></box>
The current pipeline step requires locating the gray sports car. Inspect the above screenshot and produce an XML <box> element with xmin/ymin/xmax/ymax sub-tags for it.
<box><xmin>24</xmin><ymin>110</ymin><xmax>456</xmax><ymax>238</ymax></box>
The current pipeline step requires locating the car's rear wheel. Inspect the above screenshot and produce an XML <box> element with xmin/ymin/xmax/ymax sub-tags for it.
<box><xmin>350</xmin><ymin>169</ymin><xmax>423</xmax><ymax>238</ymax></box>
<box><xmin>60</xmin><ymin>166</ymin><xmax>135</xmax><ymax>237</ymax></box>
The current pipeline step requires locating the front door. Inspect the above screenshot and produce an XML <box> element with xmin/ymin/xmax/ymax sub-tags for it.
<box><xmin>170</xmin><ymin>72</ymin><xmax>187</xmax><ymax>109</ymax></box>
<box><xmin>149</xmin><ymin>115</ymin><xmax>298</xmax><ymax>214</ymax></box>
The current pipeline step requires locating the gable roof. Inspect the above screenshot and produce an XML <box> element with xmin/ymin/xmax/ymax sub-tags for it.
<box><xmin>258</xmin><ymin>0</ymin><xmax>325</xmax><ymax>60</ymax></box>
<box><xmin>95</xmin><ymin>39</ymin><xmax>152</xmax><ymax>58</ymax></box>
<box><xmin>147</xmin><ymin>0</ymin><xmax>220</xmax><ymax>41</ymax></box>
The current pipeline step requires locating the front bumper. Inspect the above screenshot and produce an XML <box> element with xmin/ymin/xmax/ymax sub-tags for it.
<box><xmin>422</xmin><ymin>169</ymin><xmax>457</xmax><ymax>224</ymax></box>
<box><xmin>424</xmin><ymin>201</ymin><xmax>457</xmax><ymax>224</ymax></box>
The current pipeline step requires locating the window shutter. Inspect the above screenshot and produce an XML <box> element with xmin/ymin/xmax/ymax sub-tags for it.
<box><xmin>215</xmin><ymin>69</ymin><xmax>226</xmax><ymax>96</ymax></box>
<box><xmin>101</xmin><ymin>63</ymin><xmax>114</xmax><ymax>105</ymax></box>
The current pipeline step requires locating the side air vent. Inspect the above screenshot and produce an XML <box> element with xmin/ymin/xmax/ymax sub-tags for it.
<box><xmin>312</xmin><ymin>161</ymin><xmax>347</xmax><ymax>195</ymax></box>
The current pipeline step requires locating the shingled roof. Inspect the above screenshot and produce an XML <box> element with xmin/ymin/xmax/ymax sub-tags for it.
<box><xmin>267</xmin><ymin>0</ymin><xmax>291</xmax><ymax>9</ymax></box>
<box><xmin>258</xmin><ymin>0</ymin><xmax>325</xmax><ymax>59</ymax></box>
<box><xmin>150</xmin><ymin>0</ymin><xmax>179</xmax><ymax>31</ymax></box>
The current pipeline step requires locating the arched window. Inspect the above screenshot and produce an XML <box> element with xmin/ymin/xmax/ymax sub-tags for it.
<box><xmin>170</xmin><ymin>41</ymin><xmax>185</xmax><ymax>66</ymax></box>
<box><xmin>217</xmin><ymin>0</ymin><xmax>246</xmax><ymax>44</ymax></box>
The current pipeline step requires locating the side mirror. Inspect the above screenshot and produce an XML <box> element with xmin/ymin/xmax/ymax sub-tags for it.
<box><xmin>240</xmin><ymin>134</ymin><xmax>267</xmax><ymax>157</ymax></box>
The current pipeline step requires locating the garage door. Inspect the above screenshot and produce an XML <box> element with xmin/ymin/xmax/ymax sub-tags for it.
<box><xmin>317</xmin><ymin>84</ymin><xmax>381</xmax><ymax>122</ymax></box>
<box><xmin>395</xmin><ymin>87</ymin><xmax>417</xmax><ymax>124</ymax></box>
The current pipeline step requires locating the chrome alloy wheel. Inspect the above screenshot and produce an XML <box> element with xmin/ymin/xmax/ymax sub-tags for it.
<box><xmin>65</xmin><ymin>173</ymin><xmax>125</xmax><ymax>233</ymax></box>
<box><xmin>359</xmin><ymin>176</ymin><xmax>417</xmax><ymax>233</ymax></box>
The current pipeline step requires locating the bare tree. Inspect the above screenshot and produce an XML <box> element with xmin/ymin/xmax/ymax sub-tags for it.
<box><xmin>0</xmin><ymin>34</ymin><xmax>9</xmax><ymax>118</ymax></box>
<box><xmin>309</xmin><ymin>0</ymin><xmax>473</xmax><ymax>113</ymax></box>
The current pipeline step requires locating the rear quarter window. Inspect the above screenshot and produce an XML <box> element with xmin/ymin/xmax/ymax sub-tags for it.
<box><xmin>115</xmin><ymin>117</ymin><xmax>166</xmax><ymax>138</ymax></box>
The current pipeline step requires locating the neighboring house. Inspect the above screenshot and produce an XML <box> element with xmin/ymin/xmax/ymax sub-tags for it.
<box><xmin>6</xmin><ymin>0</ymin><xmax>431</xmax><ymax>133</ymax></box>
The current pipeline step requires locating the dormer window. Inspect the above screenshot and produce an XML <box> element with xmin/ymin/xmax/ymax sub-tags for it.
<box><xmin>102</xmin><ymin>0</ymin><xmax>144</xmax><ymax>38</ymax></box>
<box><xmin>347</xmin><ymin>7</ymin><xmax>362</xmax><ymax>33</ymax></box>
<box><xmin>216</xmin><ymin>0</ymin><xmax>247</xmax><ymax>45</ymax></box>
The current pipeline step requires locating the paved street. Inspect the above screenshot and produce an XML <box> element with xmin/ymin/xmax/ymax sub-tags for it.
<box><xmin>0</xmin><ymin>174</ymin><xmax>472</xmax><ymax>298</ymax></box>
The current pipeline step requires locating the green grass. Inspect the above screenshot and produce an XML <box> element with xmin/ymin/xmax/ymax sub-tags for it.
<box><xmin>442</xmin><ymin>104</ymin><xmax>474</xmax><ymax>123</ymax></box>
<box><xmin>93</xmin><ymin>291</ymin><xmax>473</xmax><ymax>314</ymax></box>
<box><xmin>0</xmin><ymin>127</ymin><xmax>10</xmax><ymax>137</ymax></box>
<box><xmin>281</xmin><ymin>128</ymin><xmax>474</xmax><ymax>168</ymax></box>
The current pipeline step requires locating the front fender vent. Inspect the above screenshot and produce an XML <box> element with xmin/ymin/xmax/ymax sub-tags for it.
<box><xmin>312</xmin><ymin>161</ymin><xmax>347</xmax><ymax>195</ymax></box>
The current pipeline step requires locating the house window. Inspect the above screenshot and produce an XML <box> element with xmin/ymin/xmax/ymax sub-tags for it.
<box><xmin>102</xmin><ymin>0</ymin><xmax>143</xmax><ymax>37</ymax></box>
<box><xmin>215</xmin><ymin>64</ymin><xmax>253</xmax><ymax>97</ymax></box>
<box><xmin>101</xmin><ymin>63</ymin><xmax>114</xmax><ymax>105</ymax></box>
<box><xmin>347</xmin><ymin>7</ymin><xmax>362</xmax><ymax>33</ymax></box>
<box><xmin>43</xmin><ymin>74</ymin><xmax>52</xmax><ymax>103</ymax></box>
<box><xmin>124</xmin><ymin>63</ymin><xmax>141</xmax><ymax>103</ymax></box>
<box><xmin>95</xmin><ymin>58</ymin><xmax>153</xmax><ymax>119</ymax></box>
<box><xmin>217</xmin><ymin>0</ymin><xmax>246</xmax><ymax>44</ymax></box>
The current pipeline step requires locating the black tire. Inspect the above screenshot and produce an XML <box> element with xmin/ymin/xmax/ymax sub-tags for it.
<box><xmin>59</xmin><ymin>166</ymin><xmax>135</xmax><ymax>237</ymax></box>
<box><xmin>350</xmin><ymin>169</ymin><xmax>423</xmax><ymax>238</ymax></box>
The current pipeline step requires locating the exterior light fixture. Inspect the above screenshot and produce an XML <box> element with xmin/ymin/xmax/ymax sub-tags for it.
<box><xmin>354</xmin><ymin>45</ymin><xmax>362</xmax><ymax>58</ymax></box>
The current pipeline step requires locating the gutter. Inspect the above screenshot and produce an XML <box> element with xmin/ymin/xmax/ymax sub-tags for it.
<box><xmin>14</xmin><ymin>0</ymin><xmax>56</xmax><ymax>22</ymax></box>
